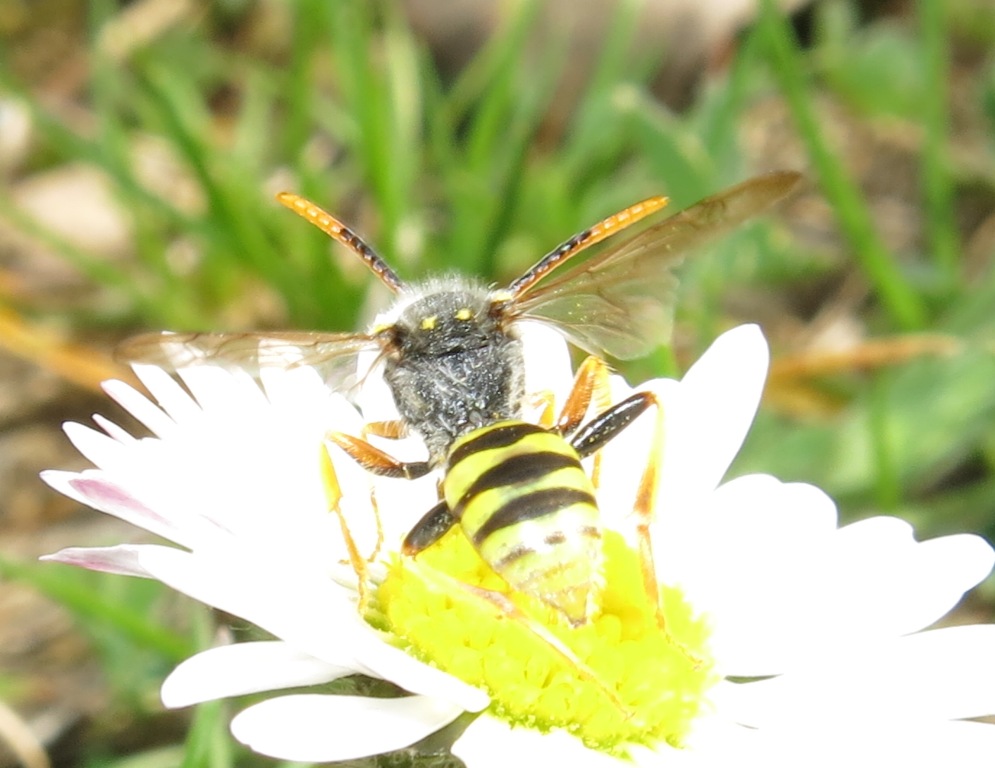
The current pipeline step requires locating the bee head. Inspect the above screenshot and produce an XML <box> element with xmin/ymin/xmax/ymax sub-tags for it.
<box><xmin>383</xmin><ymin>281</ymin><xmax>500</xmax><ymax>357</ymax></box>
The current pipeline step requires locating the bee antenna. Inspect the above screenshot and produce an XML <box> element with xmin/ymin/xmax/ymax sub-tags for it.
<box><xmin>276</xmin><ymin>192</ymin><xmax>405</xmax><ymax>293</ymax></box>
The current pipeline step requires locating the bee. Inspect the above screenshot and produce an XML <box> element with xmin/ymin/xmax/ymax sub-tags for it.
<box><xmin>120</xmin><ymin>171</ymin><xmax>801</xmax><ymax>628</ymax></box>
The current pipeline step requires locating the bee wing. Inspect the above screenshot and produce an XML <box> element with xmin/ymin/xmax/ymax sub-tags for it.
<box><xmin>513</xmin><ymin>171</ymin><xmax>802</xmax><ymax>360</ymax></box>
<box><xmin>116</xmin><ymin>330</ymin><xmax>380</xmax><ymax>386</ymax></box>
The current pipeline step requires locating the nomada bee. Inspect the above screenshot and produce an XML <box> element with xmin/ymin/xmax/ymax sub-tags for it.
<box><xmin>120</xmin><ymin>171</ymin><xmax>801</xmax><ymax>649</ymax></box>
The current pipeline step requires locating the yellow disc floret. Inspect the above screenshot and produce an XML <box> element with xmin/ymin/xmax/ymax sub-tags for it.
<box><xmin>375</xmin><ymin>529</ymin><xmax>715</xmax><ymax>756</ymax></box>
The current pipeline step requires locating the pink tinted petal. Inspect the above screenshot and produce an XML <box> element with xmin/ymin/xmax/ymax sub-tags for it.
<box><xmin>659</xmin><ymin>325</ymin><xmax>768</xmax><ymax>513</ymax></box>
<box><xmin>230</xmin><ymin>694</ymin><xmax>463</xmax><ymax>762</ymax></box>
<box><xmin>40</xmin><ymin>471</ymin><xmax>187</xmax><ymax>544</ymax></box>
<box><xmin>40</xmin><ymin>544</ymin><xmax>156</xmax><ymax>577</ymax></box>
<box><xmin>162</xmin><ymin>641</ymin><xmax>353</xmax><ymax>707</ymax></box>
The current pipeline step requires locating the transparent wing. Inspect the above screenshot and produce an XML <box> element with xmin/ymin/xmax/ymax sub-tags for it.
<box><xmin>513</xmin><ymin>171</ymin><xmax>802</xmax><ymax>360</ymax></box>
<box><xmin>116</xmin><ymin>330</ymin><xmax>380</xmax><ymax>386</ymax></box>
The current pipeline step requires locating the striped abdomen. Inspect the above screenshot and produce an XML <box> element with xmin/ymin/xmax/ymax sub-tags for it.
<box><xmin>442</xmin><ymin>420</ymin><xmax>603</xmax><ymax>625</ymax></box>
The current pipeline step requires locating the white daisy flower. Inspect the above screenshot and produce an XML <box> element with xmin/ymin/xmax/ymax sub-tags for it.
<box><xmin>43</xmin><ymin>324</ymin><xmax>995</xmax><ymax>766</ymax></box>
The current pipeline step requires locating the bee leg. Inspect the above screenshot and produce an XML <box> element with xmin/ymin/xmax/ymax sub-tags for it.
<box><xmin>522</xmin><ymin>390</ymin><xmax>557</xmax><ymax>428</ymax></box>
<box><xmin>319</xmin><ymin>444</ymin><xmax>374</xmax><ymax>615</ymax></box>
<box><xmin>354</xmin><ymin>421</ymin><xmax>411</xmax><ymax>558</ymax></box>
<box><xmin>366</xmin><ymin>484</ymin><xmax>385</xmax><ymax>565</ymax></box>
<box><xmin>569</xmin><ymin>392</ymin><xmax>699</xmax><ymax>663</ymax></box>
<box><xmin>326</xmin><ymin>432</ymin><xmax>432</xmax><ymax>480</ymax></box>
<box><xmin>554</xmin><ymin>356</ymin><xmax>613</xmax><ymax>436</ymax></box>
<box><xmin>555</xmin><ymin>356</ymin><xmax>615</xmax><ymax>487</ymax></box>
<box><xmin>401</xmin><ymin>500</ymin><xmax>456</xmax><ymax>556</ymax></box>
<box><xmin>569</xmin><ymin>391</ymin><xmax>656</xmax><ymax>459</ymax></box>
<box><xmin>361</xmin><ymin>419</ymin><xmax>410</xmax><ymax>440</ymax></box>
<box><xmin>527</xmin><ymin>356</ymin><xmax>614</xmax><ymax>435</ymax></box>
<box><xmin>569</xmin><ymin>391</ymin><xmax>660</xmax><ymax>606</ymax></box>
<box><xmin>406</xmin><ymin>557</ymin><xmax>631</xmax><ymax>717</ymax></box>
<box><xmin>322</xmin><ymin>433</ymin><xmax>431</xmax><ymax>614</ymax></box>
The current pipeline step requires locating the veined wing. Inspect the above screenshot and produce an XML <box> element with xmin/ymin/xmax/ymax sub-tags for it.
<box><xmin>512</xmin><ymin>171</ymin><xmax>802</xmax><ymax>359</ymax></box>
<box><xmin>116</xmin><ymin>330</ymin><xmax>380</xmax><ymax>384</ymax></box>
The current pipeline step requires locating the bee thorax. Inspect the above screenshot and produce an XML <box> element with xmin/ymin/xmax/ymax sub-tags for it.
<box><xmin>382</xmin><ymin>288</ymin><xmax>525</xmax><ymax>462</ymax></box>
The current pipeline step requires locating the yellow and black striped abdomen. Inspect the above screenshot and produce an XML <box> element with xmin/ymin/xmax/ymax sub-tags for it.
<box><xmin>442</xmin><ymin>420</ymin><xmax>602</xmax><ymax>625</ymax></box>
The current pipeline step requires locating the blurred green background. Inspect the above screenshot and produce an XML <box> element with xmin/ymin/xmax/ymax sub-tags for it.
<box><xmin>0</xmin><ymin>0</ymin><xmax>993</xmax><ymax>765</ymax></box>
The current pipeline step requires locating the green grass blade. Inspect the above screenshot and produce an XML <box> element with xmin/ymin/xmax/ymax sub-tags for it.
<box><xmin>916</xmin><ymin>0</ymin><xmax>961</xmax><ymax>288</ymax></box>
<box><xmin>0</xmin><ymin>555</ymin><xmax>192</xmax><ymax>661</ymax></box>
<box><xmin>756</xmin><ymin>0</ymin><xmax>928</xmax><ymax>331</ymax></box>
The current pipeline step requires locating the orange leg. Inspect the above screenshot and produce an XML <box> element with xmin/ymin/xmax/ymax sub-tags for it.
<box><xmin>566</xmin><ymin>388</ymin><xmax>698</xmax><ymax>660</ymax></box>
<box><xmin>522</xmin><ymin>390</ymin><xmax>558</xmax><ymax>429</ymax></box>
<box><xmin>322</xmin><ymin>431</ymin><xmax>432</xmax><ymax>612</ymax></box>
<box><xmin>319</xmin><ymin>444</ymin><xmax>373</xmax><ymax>614</ymax></box>
<box><xmin>555</xmin><ymin>356</ymin><xmax>614</xmax><ymax>488</ymax></box>
<box><xmin>627</xmin><ymin>397</ymin><xmax>703</xmax><ymax>666</ymax></box>
<box><xmin>325</xmin><ymin>431</ymin><xmax>431</xmax><ymax>480</ymax></box>
<box><xmin>554</xmin><ymin>356</ymin><xmax>613</xmax><ymax>436</ymax></box>
<box><xmin>362</xmin><ymin>419</ymin><xmax>409</xmax><ymax>440</ymax></box>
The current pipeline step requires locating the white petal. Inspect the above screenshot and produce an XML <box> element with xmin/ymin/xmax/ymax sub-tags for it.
<box><xmin>135</xmin><ymin>545</ymin><xmax>486</xmax><ymax>711</ymax></box>
<box><xmin>698</xmin><ymin>715</ymin><xmax>995</xmax><ymax>766</ymax></box>
<box><xmin>716</xmin><ymin>625</ymin><xmax>995</xmax><ymax>726</ymax></box>
<box><xmin>161</xmin><ymin>641</ymin><xmax>352</xmax><ymax>707</ymax></box>
<box><xmin>62</xmin><ymin>421</ymin><xmax>129</xmax><ymax>470</ymax></box>
<box><xmin>590</xmin><ymin>377</ymin><xmax>680</xmax><ymax>536</ymax></box>
<box><xmin>134</xmin><ymin>546</ymin><xmax>365</xmax><ymax>662</ymax></box>
<box><xmin>519</xmin><ymin>321</ymin><xmax>574</xmax><ymax>410</ymax></box>
<box><xmin>176</xmin><ymin>365</ymin><xmax>264</xmax><ymax>414</ymax></box>
<box><xmin>665</xmin><ymin>475</ymin><xmax>837</xmax><ymax>674</ymax></box>
<box><xmin>259</xmin><ymin>359</ymin><xmax>332</xmax><ymax>410</ymax></box>
<box><xmin>230</xmin><ymin>694</ymin><xmax>463</xmax><ymax>762</ymax></box>
<box><xmin>41</xmin><ymin>544</ymin><xmax>154</xmax><ymax>577</ymax></box>
<box><xmin>102</xmin><ymin>379</ymin><xmax>177</xmax><ymax>437</ymax></box>
<box><xmin>352</xmin><ymin>628</ymin><xmax>489</xmax><ymax>713</ymax></box>
<box><xmin>659</xmin><ymin>325</ymin><xmax>768</xmax><ymax>514</ymax></box>
<box><xmin>827</xmin><ymin>518</ymin><xmax>994</xmax><ymax>636</ymax></box>
<box><xmin>92</xmin><ymin>413</ymin><xmax>136</xmax><ymax>443</ymax></box>
<box><xmin>453</xmin><ymin>716</ymin><xmax>624</xmax><ymax>768</ymax></box>
<box><xmin>132</xmin><ymin>364</ymin><xmax>203</xmax><ymax>424</ymax></box>
<box><xmin>670</xmin><ymin>474</ymin><xmax>993</xmax><ymax>675</ymax></box>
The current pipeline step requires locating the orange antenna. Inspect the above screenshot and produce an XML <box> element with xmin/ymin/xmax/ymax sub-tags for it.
<box><xmin>507</xmin><ymin>195</ymin><xmax>669</xmax><ymax>297</ymax></box>
<box><xmin>277</xmin><ymin>192</ymin><xmax>404</xmax><ymax>293</ymax></box>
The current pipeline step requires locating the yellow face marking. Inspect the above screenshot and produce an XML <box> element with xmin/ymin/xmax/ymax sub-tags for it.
<box><xmin>421</xmin><ymin>316</ymin><xmax>438</xmax><ymax>331</ymax></box>
<box><xmin>455</xmin><ymin>308</ymin><xmax>473</xmax><ymax>321</ymax></box>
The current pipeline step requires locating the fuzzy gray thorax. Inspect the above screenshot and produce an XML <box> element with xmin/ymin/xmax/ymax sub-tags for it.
<box><xmin>377</xmin><ymin>280</ymin><xmax>525</xmax><ymax>463</ymax></box>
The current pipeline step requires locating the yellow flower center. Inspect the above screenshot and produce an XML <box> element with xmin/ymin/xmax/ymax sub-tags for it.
<box><xmin>373</xmin><ymin>530</ymin><xmax>715</xmax><ymax>756</ymax></box>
